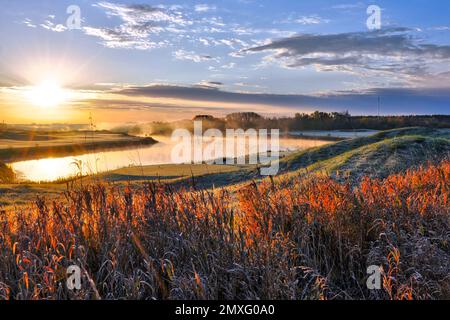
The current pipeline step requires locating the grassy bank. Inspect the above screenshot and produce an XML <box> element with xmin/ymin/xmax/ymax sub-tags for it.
<box><xmin>0</xmin><ymin>136</ymin><xmax>157</xmax><ymax>163</ymax></box>
<box><xmin>0</xmin><ymin>160</ymin><xmax>448</xmax><ymax>299</ymax></box>
<box><xmin>280</xmin><ymin>127</ymin><xmax>450</xmax><ymax>179</ymax></box>
<box><xmin>0</xmin><ymin>129</ymin><xmax>158</xmax><ymax>162</ymax></box>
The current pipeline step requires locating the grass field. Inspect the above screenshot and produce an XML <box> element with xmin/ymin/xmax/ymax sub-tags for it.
<box><xmin>0</xmin><ymin>158</ymin><xmax>448</xmax><ymax>300</ymax></box>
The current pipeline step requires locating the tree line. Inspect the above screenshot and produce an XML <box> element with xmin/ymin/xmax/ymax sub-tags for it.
<box><xmin>115</xmin><ymin>111</ymin><xmax>450</xmax><ymax>136</ymax></box>
<box><xmin>192</xmin><ymin>111</ymin><xmax>450</xmax><ymax>132</ymax></box>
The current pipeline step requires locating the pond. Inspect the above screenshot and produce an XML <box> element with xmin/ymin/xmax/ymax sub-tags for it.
<box><xmin>289</xmin><ymin>129</ymin><xmax>379</xmax><ymax>138</ymax></box>
<box><xmin>10</xmin><ymin>136</ymin><xmax>332</xmax><ymax>182</ymax></box>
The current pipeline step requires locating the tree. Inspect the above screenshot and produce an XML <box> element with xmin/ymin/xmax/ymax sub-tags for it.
<box><xmin>193</xmin><ymin>115</ymin><xmax>216</xmax><ymax>121</ymax></box>
<box><xmin>225</xmin><ymin>112</ymin><xmax>263</xmax><ymax>128</ymax></box>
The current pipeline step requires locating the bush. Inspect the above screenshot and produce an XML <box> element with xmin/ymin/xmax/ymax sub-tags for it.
<box><xmin>0</xmin><ymin>162</ymin><xmax>14</xmax><ymax>183</ymax></box>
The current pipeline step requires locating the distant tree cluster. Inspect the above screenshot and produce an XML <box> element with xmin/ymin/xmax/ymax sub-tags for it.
<box><xmin>115</xmin><ymin>111</ymin><xmax>450</xmax><ymax>136</ymax></box>
<box><xmin>192</xmin><ymin>111</ymin><xmax>450</xmax><ymax>132</ymax></box>
<box><xmin>289</xmin><ymin>112</ymin><xmax>450</xmax><ymax>131</ymax></box>
<box><xmin>193</xmin><ymin>115</ymin><xmax>216</xmax><ymax>121</ymax></box>
<box><xmin>225</xmin><ymin>112</ymin><xmax>263</xmax><ymax>125</ymax></box>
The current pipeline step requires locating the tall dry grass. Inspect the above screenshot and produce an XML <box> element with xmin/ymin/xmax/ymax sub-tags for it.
<box><xmin>0</xmin><ymin>161</ymin><xmax>448</xmax><ymax>300</ymax></box>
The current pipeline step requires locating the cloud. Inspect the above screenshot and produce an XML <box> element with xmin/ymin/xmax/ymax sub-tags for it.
<box><xmin>195</xmin><ymin>4</ymin><xmax>217</xmax><ymax>13</ymax></box>
<box><xmin>279</xmin><ymin>14</ymin><xmax>330</xmax><ymax>25</ymax></box>
<box><xmin>25</xmin><ymin>15</ymin><xmax>67</xmax><ymax>32</ymax></box>
<box><xmin>245</xmin><ymin>28</ymin><xmax>450</xmax><ymax>80</ymax></box>
<box><xmin>295</xmin><ymin>15</ymin><xmax>329</xmax><ymax>25</ymax></box>
<box><xmin>234</xmin><ymin>82</ymin><xmax>267</xmax><ymax>89</ymax></box>
<box><xmin>83</xmin><ymin>1</ymin><xmax>255</xmax><ymax>52</ymax></box>
<box><xmin>83</xmin><ymin>26</ymin><xmax>166</xmax><ymax>49</ymax></box>
<box><xmin>230</xmin><ymin>26</ymin><xmax>296</xmax><ymax>38</ymax></box>
<box><xmin>221</xmin><ymin>62</ymin><xmax>236</xmax><ymax>69</ymax></box>
<box><xmin>173</xmin><ymin>50</ymin><xmax>218</xmax><ymax>63</ymax></box>
<box><xmin>23</xmin><ymin>18</ymin><xmax>37</xmax><ymax>28</ymax></box>
<box><xmin>84</xmin><ymin>1</ymin><xmax>192</xmax><ymax>49</ymax></box>
<box><xmin>196</xmin><ymin>81</ymin><xmax>224</xmax><ymax>88</ymax></box>
<box><xmin>74</xmin><ymin>97</ymin><xmax>233</xmax><ymax>114</ymax></box>
<box><xmin>112</xmin><ymin>84</ymin><xmax>450</xmax><ymax>115</ymax></box>
<box><xmin>80</xmin><ymin>1</ymin><xmax>295</xmax><ymax>54</ymax></box>
<box><xmin>429</xmin><ymin>26</ymin><xmax>450</xmax><ymax>31</ymax></box>
<box><xmin>332</xmin><ymin>2</ymin><xmax>365</xmax><ymax>10</ymax></box>
<box><xmin>96</xmin><ymin>2</ymin><xmax>190</xmax><ymax>26</ymax></box>
<box><xmin>40</xmin><ymin>20</ymin><xmax>67</xmax><ymax>32</ymax></box>
<box><xmin>75</xmin><ymin>98</ymin><xmax>186</xmax><ymax>111</ymax></box>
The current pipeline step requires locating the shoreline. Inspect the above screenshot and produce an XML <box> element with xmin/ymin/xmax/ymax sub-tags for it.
<box><xmin>283</xmin><ymin>133</ymin><xmax>346</xmax><ymax>141</ymax></box>
<box><xmin>0</xmin><ymin>136</ymin><xmax>158</xmax><ymax>163</ymax></box>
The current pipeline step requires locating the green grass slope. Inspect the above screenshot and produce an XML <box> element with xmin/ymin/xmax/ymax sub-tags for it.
<box><xmin>161</xmin><ymin>127</ymin><xmax>450</xmax><ymax>190</ymax></box>
<box><xmin>279</xmin><ymin>127</ymin><xmax>450</xmax><ymax>182</ymax></box>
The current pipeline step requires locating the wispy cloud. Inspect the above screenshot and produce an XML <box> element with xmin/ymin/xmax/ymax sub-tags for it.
<box><xmin>429</xmin><ymin>26</ymin><xmax>450</xmax><ymax>31</ymax></box>
<box><xmin>81</xmin><ymin>1</ymin><xmax>294</xmax><ymax>53</ymax></box>
<box><xmin>195</xmin><ymin>4</ymin><xmax>217</xmax><ymax>13</ymax></box>
<box><xmin>22</xmin><ymin>18</ymin><xmax>36</xmax><ymax>28</ymax></box>
<box><xmin>196</xmin><ymin>80</ymin><xmax>223</xmax><ymax>88</ymax></box>
<box><xmin>245</xmin><ymin>28</ymin><xmax>450</xmax><ymax>81</ymax></box>
<box><xmin>233</xmin><ymin>82</ymin><xmax>267</xmax><ymax>89</ymax></box>
<box><xmin>105</xmin><ymin>83</ymin><xmax>450</xmax><ymax>115</ymax></box>
<box><xmin>96</xmin><ymin>2</ymin><xmax>191</xmax><ymax>26</ymax></box>
<box><xmin>83</xmin><ymin>26</ymin><xmax>167</xmax><ymax>50</ymax></box>
<box><xmin>295</xmin><ymin>15</ymin><xmax>330</xmax><ymax>25</ymax></box>
<box><xmin>84</xmin><ymin>1</ymin><xmax>192</xmax><ymax>49</ymax></box>
<box><xmin>24</xmin><ymin>15</ymin><xmax>67</xmax><ymax>32</ymax></box>
<box><xmin>173</xmin><ymin>50</ymin><xmax>219</xmax><ymax>63</ymax></box>
<box><xmin>40</xmin><ymin>20</ymin><xmax>67</xmax><ymax>32</ymax></box>
<box><xmin>332</xmin><ymin>2</ymin><xmax>365</xmax><ymax>10</ymax></box>
<box><xmin>221</xmin><ymin>62</ymin><xmax>236</xmax><ymax>69</ymax></box>
<box><xmin>279</xmin><ymin>14</ymin><xmax>330</xmax><ymax>25</ymax></box>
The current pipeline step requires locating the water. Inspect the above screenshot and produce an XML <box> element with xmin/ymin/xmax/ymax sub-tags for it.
<box><xmin>289</xmin><ymin>129</ymin><xmax>378</xmax><ymax>138</ymax></box>
<box><xmin>10</xmin><ymin>136</ymin><xmax>331</xmax><ymax>182</ymax></box>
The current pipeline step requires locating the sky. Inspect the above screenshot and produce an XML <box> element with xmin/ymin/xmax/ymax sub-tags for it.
<box><xmin>0</xmin><ymin>0</ymin><xmax>449</xmax><ymax>124</ymax></box>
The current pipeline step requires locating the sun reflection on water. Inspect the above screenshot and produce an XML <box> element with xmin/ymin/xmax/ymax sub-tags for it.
<box><xmin>11</xmin><ymin>137</ymin><xmax>330</xmax><ymax>182</ymax></box>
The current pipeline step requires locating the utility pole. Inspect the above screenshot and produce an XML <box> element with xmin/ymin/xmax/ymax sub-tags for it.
<box><xmin>85</xmin><ymin>113</ymin><xmax>95</xmax><ymax>143</ymax></box>
<box><xmin>377</xmin><ymin>96</ymin><xmax>381</xmax><ymax>117</ymax></box>
<box><xmin>89</xmin><ymin>112</ymin><xmax>95</xmax><ymax>141</ymax></box>
<box><xmin>89</xmin><ymin>112</ymin><xmax>94</xmax><ymax>131</ymax></box>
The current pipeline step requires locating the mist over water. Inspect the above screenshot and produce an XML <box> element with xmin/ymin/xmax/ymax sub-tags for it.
<box><xmin>11</xmin><ymin>136</ymin><xmax>330</xmax><ymax>182</ymax></box>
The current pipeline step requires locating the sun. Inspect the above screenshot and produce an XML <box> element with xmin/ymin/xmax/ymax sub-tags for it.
<box><xmin>27</xmin><ymin>79</ymin><xmax>68</xmax><ymax>108</ymax></box>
